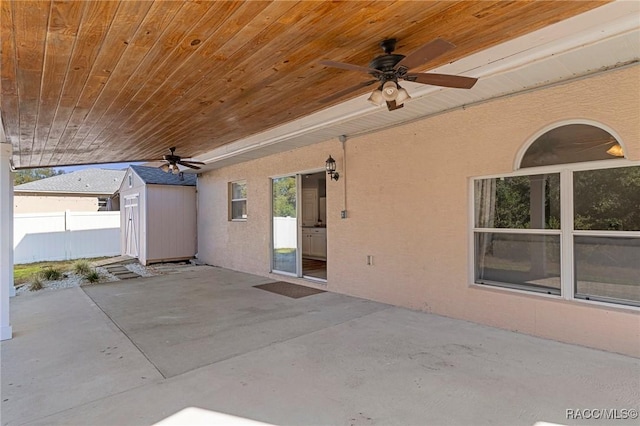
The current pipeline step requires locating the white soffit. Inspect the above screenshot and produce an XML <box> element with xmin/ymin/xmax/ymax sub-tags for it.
<box><xmin>197</xmin><ymin>1</ymin><xmax>640</xmax><ymax>171</ymax></box>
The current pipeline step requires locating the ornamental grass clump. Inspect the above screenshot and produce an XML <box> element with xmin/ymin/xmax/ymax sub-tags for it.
<box><xmin>41</xmin><ymin>266</ymin><xmax>62</xmax><ymax>281</ymax></box>
<box><xmin>84</xmin><ymin>269</ymin><xmax>101</xmax><ymax>284</ymax></box>
<box><xmin>29</xmin><ymin>274</ymin><xmax>44</xmax><ymax>292</ymax></box>
<box><xmin>73</xmin><ymin>259</ymin><xmax>92</xmax><ymax>275</ymax></box>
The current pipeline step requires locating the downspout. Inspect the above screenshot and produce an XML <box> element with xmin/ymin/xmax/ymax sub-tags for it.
<box><xmin>339</xmin><ymin>134</ymin><xmax>347</xmax><ymax>216</ymax></box>
<box><xmin>194</xmin><ymin>174</ymin><xmax>199</xmax><ymax>260</ymax></box>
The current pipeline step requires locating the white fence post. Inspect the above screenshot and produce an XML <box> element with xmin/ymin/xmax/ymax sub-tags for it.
<box><xmin>65</xmin><ymin>209</ymin><xmax>71</xmax><ymax>260</ymax></box>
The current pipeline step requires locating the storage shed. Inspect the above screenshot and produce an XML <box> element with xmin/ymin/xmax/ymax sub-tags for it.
<box><xmin>118</xmin><ymin>165</ymin><xmax>197</xmax><ymax>265</ymax></box>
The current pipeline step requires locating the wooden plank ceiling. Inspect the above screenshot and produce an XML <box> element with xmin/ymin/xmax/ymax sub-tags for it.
<box><xmin>1</xmin><ymin>0</ymin><xmax>608</xmax><ymax>169</ymax></box>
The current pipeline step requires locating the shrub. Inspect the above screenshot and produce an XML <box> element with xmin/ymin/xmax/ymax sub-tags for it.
<box><xmin>73</xmin><ymin>259</ymin><xmax>92</xmax><ymax>275</ymax></box>
<box><xmin>41</xmin><ymin>266</ymin><xmax>62</xmax><ymax>281</ymax></box>
<box><xmin>29</xmin><ymin>275</ymin><xmax>44</xmax><ymax>291</ymax></box>
<box><xmin>84</xmin><ymin>270</ymin><xmax>101</xmax><ymax>283</ymax></box>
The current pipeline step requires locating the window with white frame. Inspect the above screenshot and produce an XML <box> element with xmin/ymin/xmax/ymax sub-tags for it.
<box><xmin>472</xmin><ymin>124</ymin><xmax>639</xmax><ymax>307</ymax></box>
<box><xmin>229</xmin><ymin>180</ymin><xmax>247</xmax><ymax>221</ymax></box>
<box><xmin>98</xmin><ymin>197</ymin><xmax>109</xmax><ymax>211</ymax></box>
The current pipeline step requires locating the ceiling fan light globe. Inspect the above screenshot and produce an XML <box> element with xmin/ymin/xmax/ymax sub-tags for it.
<box><xmin>161</xmin><ymin>164</ymin><xmax>170</xmax><ymax>173</ymax></box>
<box><xmin>367</xmin><ymin>89</ymin><xmax>384</xmax><ymax>106</ymax></box>
<box><xmin>395</xmin><ymin>87</ymin><xmax>411</xmax><ymax>106</ymax></box>
<box><xmin>172</xmin><ymin>166</ymin><xmax>180</xmax><ymax>175</ymax></box>
<box><xmin>381</xmin><ymin>81</ymin><xmax>398</xmax><ymax>101</ymax></box>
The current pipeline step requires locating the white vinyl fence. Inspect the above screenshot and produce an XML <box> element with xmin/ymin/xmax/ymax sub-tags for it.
<box><xmin>14</xmin><ymin>211</ymin><xmax>120</xmax><ymax>264</ymax></box>
<box><xmin>273</xmin><ymin>216</ymin><xmax>297</xmax><ymax>249</ymax></box>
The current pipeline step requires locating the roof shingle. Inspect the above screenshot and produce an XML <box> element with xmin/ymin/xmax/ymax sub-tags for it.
<box><xmin>130</xmin><ymin>165</ymin><xmax>196</xmax><ymax>186</ymax></box>
<box><xmin>14</xmin><ymin>168</ymin><xmax>126</xmax><ymax>195</ymax></box>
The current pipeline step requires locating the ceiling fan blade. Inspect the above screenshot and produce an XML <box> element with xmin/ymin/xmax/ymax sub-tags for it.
<box><xmin>177</xmin><ymin>160</ymin><xmax>201</xmax><ymax>170</ymax></box>
<box><xmin>386</xmin><ymin>100</ymin><xmax>404</xmax><ymax>111</ymax></box>
<box><xmin>395</xmin><ymin>38</ymin><xmax>455</xmax><ymax>71</ymax></box>
<box><xmin>405</xmin><ymin>72</ymin><xmax>477</xmax><ymax>89</ymax></box>
<box><xmin>319</xmin><ymin>80</ymin><xmax>378</xmax><ymax>104</ymax></box>
<box><xmin>320</xmin><ymin>60</ymin><xmax>382</xmax><ymax>75</ymax></box>
<box><xmin>180</xmin><ymin>160</ymin><xmax>205</xmax><ymax>165</ymax></box>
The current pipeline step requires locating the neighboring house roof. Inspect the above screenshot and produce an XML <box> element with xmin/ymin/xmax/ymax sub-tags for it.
<box><xmin>130</xmin><ymin>165</ymin><xmax>196</xmax><ymax>186</ymax></box>
<box><xmin>14</xmin><ymin>168</ymin><xmax>126</xmax><ymax>196</ymax></box>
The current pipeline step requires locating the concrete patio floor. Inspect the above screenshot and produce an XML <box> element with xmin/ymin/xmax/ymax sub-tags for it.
<box><xmin>2</xmin><ymin>266</ymin><xmax>638</xmax><ymax>426</ymax></box>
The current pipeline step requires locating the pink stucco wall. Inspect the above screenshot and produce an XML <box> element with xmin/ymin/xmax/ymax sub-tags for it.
<box><xmin>14</xmin><ymin>195</ymin><xmax>98</xmax><ymax>213</ymax></box>
<box><xmin>198</xmin><ymin>66</ymin><xmax>640</xmax><ymax>357</ymax></box>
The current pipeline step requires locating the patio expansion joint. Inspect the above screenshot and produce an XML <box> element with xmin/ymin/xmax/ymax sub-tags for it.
<box><xmin>80</xmin><ymin>287</ymin><xmax>168</xmax><ymax>380</ymax></box>
<box><xmin>165</xmin><ymin>304</ymin><xmax>396</xmax><ymax>378</ymax></box>
<box><xmin>14</xmin><ymin>303</ymin><xmax>396</xmax><ymax>426</ymax></box>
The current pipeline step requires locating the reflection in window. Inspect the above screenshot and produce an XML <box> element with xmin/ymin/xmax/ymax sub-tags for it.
<box><xmin>475</xmin><ymin>233</ymin><xmax>561</xmax><ymax>294</ymax></box>
<box><xmin>574</xmin><ymin>167</ymin><xmax>640</xmax><ymax>231</ymax></box>
<box><xmin>475</xmin><ymin>174</ymin><xmax>560</xmax><ymax>229</ymax></box>
<box><xmin>473</xmin><ymin>123</ymin><xmax>637</xmax><ymax>308</ymax></box>
<box><xmin>521</xmin><ymin>124</ymin><xmax>624</xmax><ymax>168</ymax></box>
<box><xmin>474</xmin><ymin>173</ymin><xmax>561</xmax><ymax>293</ymax></box>
<box><xmin>230</xmin><ymin>181</ymin><xmax>247</xmax><ymax>220</ymax></box>
<box><xmin>272</xmin><ymin>176</ymin><xmax>297</xmax><ymax>274</ymax></box>
<box><xmin>574</xmin><ymin>236</ymin><xmax>640</xmax><ymax>306</ymax></box>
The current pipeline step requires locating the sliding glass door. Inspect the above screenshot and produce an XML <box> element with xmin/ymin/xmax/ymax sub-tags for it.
<box><xmin>272</xmin><ymin>175</ymin><xmax>298</xmax><ymax>275</ymax></box>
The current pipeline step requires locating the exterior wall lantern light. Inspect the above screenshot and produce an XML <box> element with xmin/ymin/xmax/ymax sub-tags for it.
<box><xmin>325</xmin><ymin>155</ymin><xmax>339</xmax><ymax>181</ymax></box>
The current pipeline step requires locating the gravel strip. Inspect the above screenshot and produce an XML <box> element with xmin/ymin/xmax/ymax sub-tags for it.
<box><xmin>125</xmin><ymin>263</ymin><xmax>156</xmax><ymax>277</ymax></box>
<box><xmin>16</xmin><ymin>263</ymin><xmax>157</xmax><ymax>295</ymax></box>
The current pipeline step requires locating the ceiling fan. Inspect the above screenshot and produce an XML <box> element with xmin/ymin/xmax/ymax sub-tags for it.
<box><xmin>320</xmin><ymin>38</ymin><xmax>478</xmax><ymax>111</ymax></box>
<box><xmin>159</xmin><ymin>147</ymin><xmax>205</xmax><ymax>174</ymax></box>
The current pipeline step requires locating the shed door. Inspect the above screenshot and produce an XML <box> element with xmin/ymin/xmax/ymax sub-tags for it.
<box><xmin>124</xmin><ymin>196</ymin><xmax>139</xmax><ymax>257</ymax></box>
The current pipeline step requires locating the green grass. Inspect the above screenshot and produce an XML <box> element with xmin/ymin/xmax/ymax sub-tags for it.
<box><xmin>274</xmin><ymin>248</ymin><xmax>296</xmax><ymax>254</ymax></box>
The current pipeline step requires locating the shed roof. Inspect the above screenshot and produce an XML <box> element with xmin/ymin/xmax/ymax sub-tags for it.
<box><xmin>14</xmin><ymin>168</ymin><xmax>125</xmax><ymax>195</ymax></box>
<box><xmin>130</xmin><ymin>165</ymin><xmax>196</xmax><ymax>186</ymax></box>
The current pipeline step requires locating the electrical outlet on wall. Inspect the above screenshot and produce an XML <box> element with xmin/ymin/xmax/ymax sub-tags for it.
<box><xmin>341</xmin><ymin>210</ymin><xmax>347</xmax><ymax>219</ymax></box>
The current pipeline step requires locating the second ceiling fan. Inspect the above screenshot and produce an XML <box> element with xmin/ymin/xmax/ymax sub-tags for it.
<box><xmin>159</xmin><ymin>147</ymin><xmax>205</xmax><ymax>174</ymax></box>
<box><xmin>320</xmin><ymin>38</ymin><xmax>478</xmax><ymax>111</ymax></box>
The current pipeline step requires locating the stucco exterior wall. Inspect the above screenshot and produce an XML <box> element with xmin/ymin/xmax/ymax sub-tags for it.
<box><xmin>14</xmin><ymin>195</ymin><xmax>98</xmax><ymax>213</ymax></box>
<box><xmin>198</xmin><ymin>66</ymin><xmax>640</xmax><ymax>357</ymax></box>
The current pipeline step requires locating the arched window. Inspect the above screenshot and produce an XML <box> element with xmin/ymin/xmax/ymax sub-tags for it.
<box><xmin>472</xmin><ymin>122</ymin><xmax>639</xmax><ymax>308</ymax></box>
<box><xmin>520</xmin><ymin>124</ymin><xmax>625</xmax><ymax>168</ymax></box>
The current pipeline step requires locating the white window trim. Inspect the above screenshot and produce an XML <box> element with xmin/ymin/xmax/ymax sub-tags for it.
<box><xmin>469</xmin><ymin>159</ymin><xmax>640</xmax><ymax>311</ymax></box>
<box><xmin>229</xmin><ymin>180</ymin><xmax>247</xmax><ymax>221</ymax></box>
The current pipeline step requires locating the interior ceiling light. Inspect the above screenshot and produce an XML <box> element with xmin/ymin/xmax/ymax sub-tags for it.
<box><xmin>606</xmin><ymin>143</ymin><xmax>624</xmax><ymax>157</ymax></box>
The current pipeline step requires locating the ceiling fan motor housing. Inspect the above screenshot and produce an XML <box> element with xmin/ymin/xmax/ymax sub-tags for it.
<box><xmin>368</xmin><ymin>54</ymin><xmax>405</xmax><ymax>80</ymax></box>
<box><xmin>369</xmin><ymin>53</ymin><xmax>404</xmax><ymax>75</ymax></box>
<box><xmin>368</xmin><ymin>38</ymin><xmax>407</xmax><ymax>84</ymax></box>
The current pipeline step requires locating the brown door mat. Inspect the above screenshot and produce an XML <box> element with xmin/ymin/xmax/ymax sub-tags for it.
<box><xmin>253</xmin><ymin>281</ymin><xmax>326</xmax><ymax>299</ymax></box>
